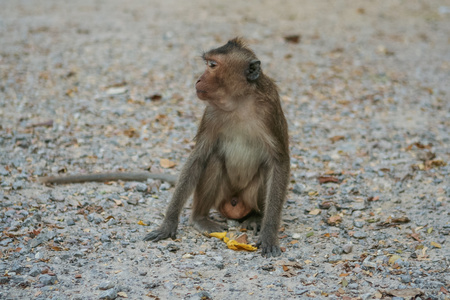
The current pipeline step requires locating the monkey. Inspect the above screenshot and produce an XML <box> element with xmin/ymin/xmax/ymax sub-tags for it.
<box><xmin>143</xmin><ymin>38</ymin><xmax>290</xmax><ymax>257</ymax></box>
<box><xmin>40</xmin><ymin>38</ymin><xmax>290</xmax><ymax>257</ymax></box>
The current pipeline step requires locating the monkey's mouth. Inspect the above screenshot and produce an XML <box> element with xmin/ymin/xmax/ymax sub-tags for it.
<box><xmin>196</xmin><ymin>89</ymin><xmax>207</xmax><ymax>94</ymax></box>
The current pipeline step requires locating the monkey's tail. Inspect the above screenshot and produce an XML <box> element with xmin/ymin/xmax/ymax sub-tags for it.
<box><xmin>39</xmin><ymin>172</ymin><xmax>177</xmax><ymax>185</ymax></box>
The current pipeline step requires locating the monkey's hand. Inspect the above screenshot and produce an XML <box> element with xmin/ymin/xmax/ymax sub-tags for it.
<box><xmin>256</xmin><ymin>233</ymin><xmax>281</xmax><ymax>258</ymax></box>
<box><xmin>143</xmin><ymin>222</ymin><xmax>178</xmax><ymax>242</ymax></box>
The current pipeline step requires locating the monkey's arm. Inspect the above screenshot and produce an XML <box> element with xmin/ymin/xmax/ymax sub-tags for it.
<box><xmin>143</xmin><ymin>151</ymin><xmax>206</xmax><ymax>241</ymax></box>
<box><xmin>39</xmin><ymin>172</ymin><xmax>177</xmax><ymax>185</ymax></box>
<box><xmin>257</xmin><ymin>158</ymin><xmax>290</xmax><ymax>257</ymax></box>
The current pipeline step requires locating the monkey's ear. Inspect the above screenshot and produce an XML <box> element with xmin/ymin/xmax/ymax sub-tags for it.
<box><xmin>246</xmin><ymin>60</ymin><xmax>261</xmax><ymax>81</ymax></box>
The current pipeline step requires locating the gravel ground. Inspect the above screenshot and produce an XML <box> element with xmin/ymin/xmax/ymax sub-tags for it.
<box><xmin>1</xmin><ymin>1</ymin><xmax>449</xmax><ymax>299</ymax></box>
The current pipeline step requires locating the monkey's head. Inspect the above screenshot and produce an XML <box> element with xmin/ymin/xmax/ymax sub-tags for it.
<box><xmin>195</xmin><ymin>38</ymin><xmax>262</xmax><ymax>111</ymax></box>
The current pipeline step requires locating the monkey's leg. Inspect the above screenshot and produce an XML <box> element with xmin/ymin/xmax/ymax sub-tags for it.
<box><xmin>143</xmin><ymin>153</ymin><xmax>205</xmax><ymax>242</ymax></box>
<box><xmin>190</xmin><ymin>156</ymin><xmax>227</xmax><ymax>234</ymax></box>
<box><xmin>239</xmin><ymin>168</ymin><xmax>265</xmax><ymax>232</ymax></box>
<box><xmin>257</xmin><ymin>160</ymin><xmax>290</xmax><ymax>258</ymax></box>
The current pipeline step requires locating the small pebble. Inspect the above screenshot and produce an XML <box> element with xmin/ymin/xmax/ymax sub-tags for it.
<box><xmin>99</xmin><ymin>288</ymin><xmax>117</xmax><ymax>300</ymax></box>
<box><xmin>342</xmin><ymin>244</ymin><xmax>353</xmax><ymax>254</ymax></box>
<box><xmin>352</xmin><ymin>231</ymin><xmax>367</xmax><ymax>239</ymax></box>
<box><xmin>400</xmin><ymin>274</ymin><xmax>411</xmax><ymax>283</ymax></box>
<box><xmin>39</xmin><ymin>274</ymin><xmax>57</xmax><ymax>286</ymax></box>
<box><xmin>98</xmin><ymin>281</ymin><xmax>115</xmax><ymax>290</ymax></box>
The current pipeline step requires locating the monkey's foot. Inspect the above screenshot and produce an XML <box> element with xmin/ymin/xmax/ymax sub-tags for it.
<box><xmin>192</xmin><ymin>217</ymin><xmax>227</xmax><ymax>235</ymax></box>
<box><xmin>240</xmin><ymin>213</ymin><xmax>262</xmax><ymax>232</ymax></box>
<box><xmin>143</xmin><ymin>222</ymin><xmax>178</xmax><ymax>242</ymax></box>
<box><xmin>256</xmin><ymin>233</ymin><xmax>281</xmax><ymax>258</ymax></box>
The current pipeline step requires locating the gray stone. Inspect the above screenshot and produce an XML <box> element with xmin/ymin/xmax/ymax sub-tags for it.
<box><xmin>292</xmin><ymin>183</ymin><xmax>306</xmax><ymax>195</ymax></box>
<box><xmin>99</xmin><ymin>288</ymin><xmax>117</xmax><ymax>300</ymax></box>
<box><xmin>88</xmin><ymin>213</ymin><xmax>102</xmax><ymax>224</ymax></box>
<box><xmin>12</xmin><ymin>180</ymin><xmax>24</xmax><ymax>190</ymax></box>
<box><xmin>0</xmin><ymin>238</ymin><xmax>13</xmax><ymax>246</ymax></box>
<box><xmin>332</xmin><ymin>246</ymin><xmax>343</xmax><ymax>255</ymax></box>
<box><xmin>50</xmin><ymin>191</ymin><xmax>65</xmax><ymax>202</ymax></box>
<box><xmin>100</xmin><ymin>234</ymin><xmax>111</xmax><ymax>242</ymax></box>
<box><xmin>328</xmin><ymin>255</ymin><xmax>342</xmax><ymax>263</ymax></box>
<box><xmin>135</xmin><ymin>183</ymin><xmax>148</xmax><ymax>192</ymax></box>
<box><xmin>189</xmin><ymin>291</ymin><xmax>212</xmax><ymax>300</ymax></box>
<box><xmin>400</xmin><ymin>274</ymin><xmax>411</xmax><ymax>283</ymax></box>
<box><xmin>352</xmin><ymin>231</ymin><xmax>367</xmax><ymax>239</ymax></box>
<box><xmin>0</xmin><ymin>167</ymin><xmax>9</xmax><ymax>176</ymax></box>
<box><xmin>39</xmin><ymin>274</ymin><xmax>57</xmax><ymax>285</ymax></box>
<box><xmin>98</xmin><ymin>281</ymin><xmax>115</xmax><ymax>290</ymax></box>
<box><xmin>29</xmin><ymin>266</ymin><xmax>41</xmax><ymax>277</ymax></box>
<box><xmin>342</xmin><ymin>244</ymin><xmax>353</xmax><ymax>254</ymax></box>
<box><xmin>348</xmin><ymin>283</ymin><xmax>358</xmax><ymax>289</ymax></box>
<box><xmin>10</xmin><ymin>264</ymin><xmax>23</xmax><ymax>274</ymax></box>
<box><xmin>353</xmin><ymin>220</ymin><xmax>365</xmax><ymax>228</ymax></box>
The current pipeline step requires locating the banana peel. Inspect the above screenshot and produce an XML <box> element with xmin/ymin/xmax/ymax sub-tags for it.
<box><xmin>209</xmin><ymin>232</ymin><xmax>257</xmax><ymax>252</ymax></box>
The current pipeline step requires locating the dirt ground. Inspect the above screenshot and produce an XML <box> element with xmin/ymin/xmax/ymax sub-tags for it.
<box><xmin>1</xmin><ymin>1</ymin><xmax>449</xmax><ymax>299</ymax></box>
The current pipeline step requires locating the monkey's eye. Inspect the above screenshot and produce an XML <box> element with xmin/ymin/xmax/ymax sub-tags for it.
<box><xmin>206</xmin><ymin>60</ymin><xmax>217</xmax><ymax>68</ymax></box>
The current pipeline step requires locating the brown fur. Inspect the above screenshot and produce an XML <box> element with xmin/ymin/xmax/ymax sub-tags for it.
<box><xmin>144</xmin><ymin>38</ymin><xmax>290</xmax><ymax>257</ymax></box>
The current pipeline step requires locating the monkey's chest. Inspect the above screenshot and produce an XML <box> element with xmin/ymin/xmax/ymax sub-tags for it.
<box><xmin>219</xmin><ymin>134</ymin><xmax>266</xmax><ymax>189</ymax></box>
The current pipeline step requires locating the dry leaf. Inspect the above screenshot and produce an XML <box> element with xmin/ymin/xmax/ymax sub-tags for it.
<box><xmin>391</xmin><ymin>217</ymin><xmax>410</xmax><ymax>223</ymax></box>
<box><xmin>160</xmin><ymin>159</ymin><xmax>176</xmax><ymax>168</ymax></box>
<box><xmin>284</xmin><ymin>34</ymin><xmax>301</xmax><ymax>44</ymax></box>
<box><xmin>281</xmin><ymin>269</ymin><xmax>298</xmax><ymax>277</ymax></box>
<box><xmin>146</xmin><ymin>94</ymin><xmax>162</xmax><ymax>101</ymax></box>
<box><xmin>124</xmin><ymin>127</ymin><xmax>139</xmax><ymax>138</ymax></box>
<box><xmin>145</xmin><ymin>293</ymin><xmax>160</xmax><ymax>300</ymax></box>
<box><xmin>137</xmin><ymin>220</ymin><xmax>148</xmax><ymax>226</ymax></box>
<box><xmin>327</xmin><ymin>215</ymin><xmax>342</xmax><ymax>225</ymax></box>
<box><xmin>319</xmin><ymin>201</ymin><xmax>336</xmax><ymax>209</ymax></box>
<box><xmin>406</xmin><ymin>142</ymin><xmax>432</xmax><ymax>151</ymax></box>
<box><xmin>318</xmin><ymin>176</ymin><xmax>340</xmax><ymax>184</ymax></box>
<box><xmin>118</xmin><ymin>292</ymin><xmax>128</xmax><ymax>298</ymax></box>
<box><xmin>388</xmin><ymin>254</ymin><xmax>401</xmax><ymax>265</ymax></box>
<box><xmin>367</xmin><ymin>196</ymin><xmax>379</xmax><ymax>201</ymax></box>
<box><xmin>330</xmin><ymin>135</ymin><xmax>345</xmax><ymax>143</ymax></box>
<box><xmin>430</xmin><ymin>241</ymin><xmax>441</xmax><ymax>248</ymax></box>
<box><xmin>410</xmin><ymin>232</ymin><xmax>422</xmax><ymax>242</ymax></box>
<box><xmin>309</xmin><ymin>208</ymin><xmax>321</xmax><ymax>215</ymax></box>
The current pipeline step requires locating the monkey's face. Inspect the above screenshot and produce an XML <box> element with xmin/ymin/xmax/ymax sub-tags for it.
<box><xmin>196</xmin><ymin>55</ymin><xmax>248</xmax><ymax>112</ymax></box>
<box><xmin>195</xmin><ymin>57</ymin><xmax>228</xmax><ymax>100</ymax></box>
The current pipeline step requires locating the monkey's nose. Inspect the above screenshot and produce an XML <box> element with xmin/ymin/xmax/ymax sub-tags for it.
<box><xmin>196</xmin><ymin>79</ymin><xmax>201</xmax><ymax>84</ymax></box>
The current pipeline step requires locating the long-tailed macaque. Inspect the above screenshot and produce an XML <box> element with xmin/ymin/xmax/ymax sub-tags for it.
<box><xmin>40</xmin><ymin>38</ymin><xmax>290</xmax><ymax>257</ymax></box>
<box><xmin>145</xmin><ymin>38</ymin><xmax>289</xmax><ymax>257</ymax></box>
